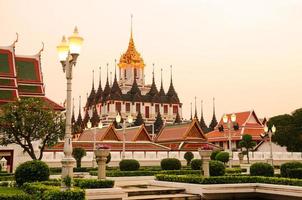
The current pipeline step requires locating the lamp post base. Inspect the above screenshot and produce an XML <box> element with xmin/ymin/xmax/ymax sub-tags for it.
<box><xmin>61</xmin><ymin>157</ymin><xmax>75</xmax><ymax>189</ymax></box>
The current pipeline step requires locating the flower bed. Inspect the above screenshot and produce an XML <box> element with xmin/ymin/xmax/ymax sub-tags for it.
<box><xmin>155</xmin><ymin>174</ymin><xmax>302</xmax><ymax>186</ymax></box>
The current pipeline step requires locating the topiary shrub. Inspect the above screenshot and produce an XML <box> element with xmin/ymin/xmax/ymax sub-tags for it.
<box><xmin>119</xmin><ymin>159</ymin><xmax>140</xmax><ymax>171</ymax></box>
<box><xmin>106</xmin><ymin>153</ymin><xmax>111</xmax><ymax>164</ymax></box>
<box><xmin>15</xmin><ymin>160</ymin><xmax>50</xmax><ymax>186</ymax></box>
<box><xmin>191</xmin><ymin>159</ymin><xmax>202</xmax><ymax>170</ymax></box>
<box><xmin>280</xmin><ymin>161</ymin><xmax>302</xmax><ymax>177</ymax></box>
<box><xmin>250</xmin><ymin>162</ymin><xmax>274</xmax><ymax>177</ymax></box>
<box><xmin>184</xmin><ymin>152</ymin><xmax>194</xmax><ymax>166</ymax></box>
<box><xmin>209</xmin><ymin>160</ymin><xmax>225</xmax><ymax>176</ymax></box>
<box><xmin>161</xmin><ymin>158</ymin><xmax>181</xmax><ymax>170</ymax></box>
<box><xmin>215</xmin><ymin>151</ymin><xmax>229</xmax><ymax>165</ymax></box>
<box><xmin>72</xmin><ymin>148</ymin><xmax>86</xmax><ymax>168</ymax></box>
<box><xmin>287</xmin><ymin>168</ymin><xmax>302</xmax><ymax>179</ymax></box>
<box><xmin>210</xmin><ymin>150</ymin><xmax>221</xmax><ymax>160</ymax></box>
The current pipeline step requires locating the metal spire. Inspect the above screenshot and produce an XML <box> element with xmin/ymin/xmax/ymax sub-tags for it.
<box><xmin>130</xmin><ymin>14</ymin><xmax>133</xmax><ymax>39</ymax></box>
<box><xmin>92</xmin><ymin>70</ymin><xmax>95</xmax><ymax>90</ymax></box>
<box><xmin>194</xmin><ymin>96</ymin><xmax>197</xmax><ymax>119</ymax></box>
<box><xmin>78</xmin><ymin>96</ymin><xmax>81</xmax><ymax>114</ymax></box>
<box><xmin>190</xmin><ymin>102</ymin><xmax>192</xmax><ymax>120</ymax></box>
<box><xmin>114</xmin><ymin>59</ymin><xmax>117</xmax><ymax>80</ymax></box>
<box><xmin>170</xmin><ymin>65</ymin><xmax>173</xmax><ymax>84</ymax></box>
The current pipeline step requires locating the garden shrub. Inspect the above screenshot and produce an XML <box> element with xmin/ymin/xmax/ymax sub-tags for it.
<box><xmin>191</xmin><ymin>159</ymin><xmax>202</xmax><ymax>170</ymax></box>
<box><xmin>106</xmin><ymin>153</ymin><xmax>111</xmax><ymax>164</ymax></box>
<box><xmin>0</xmin><ymin>187</ymin><xmax>31</xmax><ymax>200</ymax></box>
<box><xmin>15</xmin><ymin>160</ymin><xmax>49</xmax><ymax>186</ymax></box>
<box><xmin>250</xmin><ymin>162</ymin><xmax>274</xmax><ymax>177</ymax></box>
<box><xmin>184</xmin><ymin>151</ymin><xmax>194</xmax><ymax>166</ymax></box>
<box><xmin>72</xmin><ymin>148</ymin><xmax>86</xmax><ymax>168</ymax></box>
<box><xmin>160</xmin><ymin>158</ymin><xmax>181</xmax><ymax>170</ymax></box>
<box><xmin>209</xmin><ymin>160</ymin><xmax>225</xmax><ymax>176</ymax></box>
<box><xmin>215</xmin><ymin>151</ymin><xmax>229</xmax><ymax>165</ymax></box>
<box><xmin>281</xmin><ymin>161</ymin><xmax>302</xmax><ymax>177</ymax></box>
<box><xmin>210</xmin><ymin>150</ymin><xmax>221</xmax><ymax>160</ymax></box>
<box><xmin>74</xmin><ymin>178</ymin><xmax>114</xmax><ymax>189</ymax></box>
<box><xmin>73</xmin><ymin>167</ymin><xmax>89</xmax><ymax>172</ymax></box>
<box><xmin>287</xmin><ymin>168</ymin><xmax>302</xmax><ymax>179</ymax></box>
<box><xmin>225</xmin><ymin>168</ymin><xmax>241</xmax><ymax>174</ymax></box>
<box><xmin>155</xmin><ymin>174</ymin><xmax>302</xmax><ymax>186</ymax></box>
<box><xmin>119</xmin><ymin>159</ymin><xmax>140</xmax><ymax>171</ymax></box>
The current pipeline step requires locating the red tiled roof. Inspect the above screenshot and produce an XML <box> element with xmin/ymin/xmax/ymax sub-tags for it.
<box><xmin>46</xmin><ymin>141</ymin><xmax>170</xmax><ymax>151</ymax></box>
<box><xmin>77</xmin><ymin>127</ymin><xmax>110</xmax><ymax>141</ymax></box>
<box><xmin>41</xmin><ymin>97</ymin><xmax>65</xmax><ymax>111</ymax></box>
<box><xmin>116</xmin><ymin>125</ymin><xmax>152</xmax><ymax>142</ymax></box>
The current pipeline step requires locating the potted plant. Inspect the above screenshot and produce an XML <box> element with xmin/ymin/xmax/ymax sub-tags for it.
<box><xmin>94</xmin><ymin>144</ymin><xmax>110</xmax><ymax>159</ymax></box>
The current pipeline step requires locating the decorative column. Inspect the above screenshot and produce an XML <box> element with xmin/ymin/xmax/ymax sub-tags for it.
<box><xmin>198</xmin><ymin>147</ymin><xmax>212</xmax><ymax>177</ymax></box>
<box><xmin>94</xmin><ymin>147</ymin><xmax>110</xmax><ymax>179</ymax></box>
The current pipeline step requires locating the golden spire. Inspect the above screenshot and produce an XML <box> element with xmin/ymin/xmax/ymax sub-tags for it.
<box><xmin>118</xmin><ymin>14</ymin><xmax>145</xmax><ymax>69</ymax></box>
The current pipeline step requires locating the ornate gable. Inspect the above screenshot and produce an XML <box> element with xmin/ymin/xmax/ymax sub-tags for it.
<box><xmin>184</xmin><ymin>119</ymin><xmax>206</xmax><ymax>140</ymax></box>
<box><xmin>134</xmin><ymin>125</ymin><xmax>151</xmax><ymax>141</ymax></box>
<box><xmin>102</xmin><ymin>124</ymin><xmax>120</xmax><ymax>141</ymax></box>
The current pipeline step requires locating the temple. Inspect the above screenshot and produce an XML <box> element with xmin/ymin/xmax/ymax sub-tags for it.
<box><xmin>82</xmin><ymin>19</ymin><xmax>182</xmax><ymax>126</ymax></box>
<box><xmin>0</xmin><ymin>36</ymin><xmax>64</xmax><ymax>111</ymax></box>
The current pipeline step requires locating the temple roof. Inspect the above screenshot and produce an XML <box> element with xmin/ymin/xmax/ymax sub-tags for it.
<box><xmin>102</xmin><ymin>66</ymin><xmax>111</xmax><ymax>102</ymax></box>
<box><xmin>199</xmin><ymin>100</ymin><xmax>209</xmax><ymax>133</ymax></box>
<box><xmin>95</xmin><ymin>67</ymin><xmax>103</xmax><ymax>104</ymax></box>
<box><xmin>108</xmin><ymin>66</ymin><xmax>123</xmax><ymax>100</ymax></box>
<box><xmin>86</xmin><ymin>71</ymin><xmax>96</xmax><ymax>108</ymax></box>
<box><xmin>126</xmin><ymin>78</ymin><xmax>142</xmax><ymax>102</ymax></box>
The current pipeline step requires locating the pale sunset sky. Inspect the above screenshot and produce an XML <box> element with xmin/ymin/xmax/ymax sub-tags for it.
<box><xmin>1</xmin><ymin>0</ymin><xmax>302</xmax><ymax>123</ymax></box>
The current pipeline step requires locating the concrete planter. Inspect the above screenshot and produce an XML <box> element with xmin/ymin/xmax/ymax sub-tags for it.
<box><xmin>198</xmin><ymin>149</ymin><xmax>212</xmax><ymax>177</ymax></box>
<box><xmin>94</xmin><ymin>149</ymin><xmax>110</xmax><ymax>179</ymax></box>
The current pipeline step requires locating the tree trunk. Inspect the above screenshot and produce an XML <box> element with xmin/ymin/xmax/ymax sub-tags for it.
<box><xmin>76</xmin><ymin>159</ymin><xmax>81</xmax><ymax>168</ymax></box>
<box><xmin>247</xmin><ymin>149</ymin><xmax>250</xmax><ymax>164</ymax></box>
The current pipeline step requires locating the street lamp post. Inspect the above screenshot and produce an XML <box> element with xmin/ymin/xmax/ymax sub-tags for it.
<box><xmin>264</xmin><ymin>124</ymin><xmax>276</xmax><ymax>166</ymax></box>
<box><xmin>87</xmin><ymin>120</ymin><xmax>103</xmax><ymax>168</ymax></box>
<box><xmin>56</xmin><ymin>27</ymin><xmax>83</xmax><ymax>187</ymax></box>
<box><xmin>223</xmin><ymin>113</ymin><xmax>237</xmax><ymax>168</ymax></box>
<box><xmin>116</xmin><ymin>113</ymin><xmax>133</xmax><ymax>159</ymax></box>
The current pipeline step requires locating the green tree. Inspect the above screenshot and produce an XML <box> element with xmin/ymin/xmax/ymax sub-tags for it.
<box><xmin>184</xmin><ymin>151</ymin><xmax>194</xmax><ymax>166</ymax></box>
<box><xmin>239</xmin><ymin>134</ymin><xmax>256</xmax><ymax>164</ymax></box>
<box><xmin>134</xmin><ymin>111</ymin><xmax>144</xmax><ymax>126</ymax></box>
<box><xmin>215</xmin><ymin>151</ymin><xmax>229</xmax><ymax>166</ymax></box>
<box><xmin>268</xmin><ymin>108</ymin><xmax>302</xmax><ymax>152</ymax></box>
<box><xmin>72</xmin><ymin>147</ymin><xmax>86</xmax><ymax>168</ymax></box>
<box><xmin>154</xmin><ymin>112</ymin><xmax>164</xmax><ymax>133</ymax></box>
<box><xmin>0</xmin><ymin>98</ymin><xmax>64</xmax><ymax>160</ymax></box>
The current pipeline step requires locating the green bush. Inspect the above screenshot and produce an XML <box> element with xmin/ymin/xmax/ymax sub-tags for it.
<box><xmin>210</xmin><ymin>150</ymin><xmax>221</xmax><ymax>160</ymax></box>
<box><xmin>15</xmin><ymin>160</ymin><xmax>49</xmax><ymax>186</ymax></box>
<box><xmin>250</xmin><ymin>162</ymin><xmax>274</xmax><ymax>177</ymax></box>
<box><xmin>215</xmin><ymin>152</ymin><xmax>229</xmax><ymax>165</ymax></box>
<box><xmin>287</xmin><ymin>168</ymin><xmax>302</xmax><ymax>179</ymax></box>
<box><xmin>0</xmin><ymin>187</ymin><xmax>31</xmax><ymax>200</ymax></box>
<box><xmin>0</xmin><ymin>176</ymin><xmax>14</xmax><ymax>181</ymax></box>
<box><xmin>73</xmin><ymin>167</ymin><xmax>89</xmax><ymax>172</ymax></box>
<box><xmin>49</xmin><ymin>167</ymin><xmax>61</xmax><ymax>174</ymax></box>
<box><xmin>74</xmin><ymin>178</ymin><xmax>114</xmax><ymax>189</ymax></box>
<box><xmin>225</xmin><ymin>168</ymin><xmax>242</xmax><ymax>174</ymax></box>
<box><xmin>106</xmin><ymin>153</ymin><xmax>111</xmax><ymax>164</ymax></box>
<box><xmin>190</xmin><ymin>159</ymin><xmax>202</xmax><ymax>170</ymax></box>
<box><xmin>155</xmin><ymin>174</ymin><xmax>302</xmax><ymax>186</ymax></box>
<box><xmin>119</xmin><ymin>159</ymin><xmax>140</xmax><ymax>171</ymax></box>
<box><xmin>209</xmin><ymin>160</ymin><xmax>225</xmax><ymax>176</ymax></box>
<box><xmin>72</xmin><ymin>148</ymin><xmax>86</xmax><ymax>168</ymax></box>
<box><xmin>23</xmin><ymin>182</ymin><xmax>85</xmax><ymax>200</ymax></box>
<box><xmin>281</xmin><ymin>162</ymin><xmax>302</xmax><ymax>177</ymax></box>
<box><xmin>160</xmin><ymin>158</ymin><xmax>181</xmax><ymax>170</ymax></box>
<box><xmin>184</xmin><ymin>152</ymin><xmax>194</xmax><ymax>166</ymax></box>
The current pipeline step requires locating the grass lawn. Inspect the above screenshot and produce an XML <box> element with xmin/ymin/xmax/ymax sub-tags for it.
<box><xmin>0</xmin><ymin>187</ymin><xmax>27</xmax><ymax>195</ymax></box>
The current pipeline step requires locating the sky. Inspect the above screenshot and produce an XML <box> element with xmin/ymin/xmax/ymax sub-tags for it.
<box><xmin>1</xmin><ymin>0</ymin><xmax>302</xmax><ymax>123</ymax></box>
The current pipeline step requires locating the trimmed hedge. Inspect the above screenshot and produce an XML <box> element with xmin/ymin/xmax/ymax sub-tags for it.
<box><xmin>161</xmin><ymin>158</ymin><xmax>181</xmax><ymax>170</ymax></box>
<box><xmin>74</xmin><ymin>178</ymin><xmax>114</xmax><ymax>189</ymax></box>
<box><xmin>250</xmin><ymin>162</ymin><xmax>274</xmax><ymax>177</ymax></box>
<box><xmin>281</xmin><ymin>162</ymin><xmax>302</xmax><ymax>177</ymax></box>
<box><xmin>89</xmin><ymin>169</ymin><xmax>200</xmax><ymax>177</ymax></box>
<box><xmin>0</xmin><ymin>187</ymin><xmax>31</xmax><ymax>200</ymax></box>
<box><xmin>191</xmin><ymin>159</ymin><xmax>202</xmax><ymax>170</ymax></box>
<box><xmin>119</xmin><ymin>159</ymin><xmax>140</xmax><ymax>171</ymax></box>
<box><xmin>225</xmin><ymin>168</ymin><xmax>242</xmax><ymax>174</ymax></box>
<box><xmin>15</xmin><ymin>160</ymin><xmax>50</xmax><ymax>186</ymax></box>
<box><xmin>155</xmin><ymin>174</ymin><xmax>302</xmax><ymax>186</ymax></box>
<box><xmin>209</xmin><ymin>160</ymin><xmax>225</xmax><ymax>176</ymax></box>
<box><xmin>0</xmin><ymin>176</ymin><xmax>14</xmax><ymax>181</ymax></box>
<box><xmin>22</xmin><ymin>182</ymin><xmax>85</xmax><ymax>200</ymax></box>
<box><xmin>287</xmin><ymin>168</ymin><xmax>302</xmax><ymax>179</ymax></box>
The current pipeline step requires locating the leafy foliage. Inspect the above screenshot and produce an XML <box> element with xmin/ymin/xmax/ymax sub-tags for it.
<box><xmin>215</xmin><ymin>151</ymin><xmax>229</xmax><ymax>165</ymax></box>
<box><xmin>0</xmin><ymin>98</ymin><xmax>65</xmax><ymax>160</ymax></box>
<box><xmin>119</xmin><ymin>159</ymin><xmax>140</xmax><ymax>171</ymax></box>
<box><xmin>134</xmin><ymin>111</ymin><xmax>144</xmax><ymax>126</ymax></box>
<box><xmin>210</xmin><ymin>150</ymin><xmax>221</xmax><ymax>160</ymax></box>
<box><xmin>250</xmin><ymin>162</ymin><xmax>274</xmax><ymax>177</ymax></box>
<box><xmin>209</xmin><ymin>160</ymin><xmax>225</xmax><ymax>176</ymax></box>
<box><xmin>239</xmin><ymin>134</ymin><xmax>256</xmax><ymax>164</ymax></box>
<box><xmin>184</xmin><ymin>151</ymin><xmax>194</xmax><ymax>166</ymax></box>
<box><xmin>268</xmin><ymin>108</ymin><xmax>302</xmax><ymax>152</ymax></box>
<box><xmin>154</xmin><ymin>112</ymin><xmax>164</xmax><ymax>133</ymax></box>
<box><xmin>72</xmin><ymin>148</ymin><xmax>86</xmax><ymax>168</ymax></box>
<box><xmin>190</xmin><ymin>159</ymin><xmax>202</xmax><ymax>170</ymax></box>
<box><xmin>280</xmin><ymin>161</ymin><xmax>302</xmax><ymax>177</ymax></box>
<box><xmin>160</xmin><ymin>158</ymin><xmax>181</xmax><ymax>170</ymax></box>
<box><xmin>74</xmin><ymin>178</ymin><xmax>114</xmax><ymax>189</ymax></box>
<box><xmin>106</xmin><ymin>152</ymin><xmax>111</xmax><ymax>164</ymax></box>
<box><xmin>15</xmin><ymin>160</ymin><xmax>50</xmax><ymax>186</ymax></box>
<box><xmin>287</xmin><ymin>168</ymin><xmax>302</xmax><ymax>179</ymax></box>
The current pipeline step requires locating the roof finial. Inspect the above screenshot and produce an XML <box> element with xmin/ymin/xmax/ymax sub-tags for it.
<box><xmin>78</xmin><ymin>95</ymin><xmax>81</xmax><ymax>113</ymax></box>
<box><xmin>38</xmin><ymin>42</ymin><xmax>44</xmax><ymax>55</ymax></box>
<box><xmin>12</xmin><ymin>33</ymin><xmax>19</xmax><ymax>47</ymax></box>
<box><xmin>213</xmin><ymin>97</ymin><xmax>216</xmax><ymax>114</ymax></box>
<box><xmin>170</xmin><ymin>65</ymin><xmax>173</xmax><ymax>84</ymax></box>
<box><xmin>92</xmin><ymin>70</ymin><xmax>95</xmax><ymax>90</ymax></box>
<box><xmin>110</xmin><ymin>71</ymin><xmax>112</xmax><ymax>86</ymax></box>
<box><xmin>160</xmin><ymin>68</ymin><xmax>163</xmax><ymax>88</ymax></box>
<box><xmin>106</xmin><ymin>63</ymin><xmax>109</xmax><ymax>82</ymax></box>
<box><xmin>201</xmin><ymin>100</ymin><xmax>203</xmax><ymax>116</ymax></box>
<box><xmin>152</xmin><ymin>63</ymin><xmax>155</xmax><ymax>81</ymax></box>
<box><xmin>99</xmin><ymin>66</ymin><xmax>102</xmax><ymax>85</ymax></box>
<box><xmin>131</xmin><ymin>14</ymin><xmax>133</xmax><ymax>39</ymax></box>
<box><xmin>114</xmin><ymin>59</ymin><xmax>117</xmax><ymax>80</ymax></box>
<box><xmin>194</xmin><ymin>96</ymin><xmax>197</xmax><ymax>119</ymax></box>
<box><xmin>190</xmin><ymin>102</ymin><xmax>193</xmax><ymax>120</ymax></box>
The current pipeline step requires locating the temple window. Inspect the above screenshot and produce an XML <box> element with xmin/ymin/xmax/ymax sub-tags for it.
<box><xmin>173</xmin><ymin>105</ymin><xmax>178</xmax><ymax>114</ymax></box>
<box><xmin>126</xmin><ymin>103</ymin><xmax>130</xmax><ymax>112</ymax></box>
<box><xmin>134</xmin><ymin>68</ymin><xmax>137</xmax><ymax>78</ymax></box>
<box><xmin>136</xmin><ymin>103</ymin><xmax>140</xmax><ymax>113</ymax></box>
<box><xmin>155</xmin><ymin>104</ymin><xmax>160</xmax><ymax>113</ymax></box>
<box><xmin>164</xmin><ymin>105</ymin><xmax>168</xmax><ymax>114</ymax></box>
<box><xmin>115</xmin><ymin>102</ymin><xmax>121</xmax><ymax>112</ymax></box>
